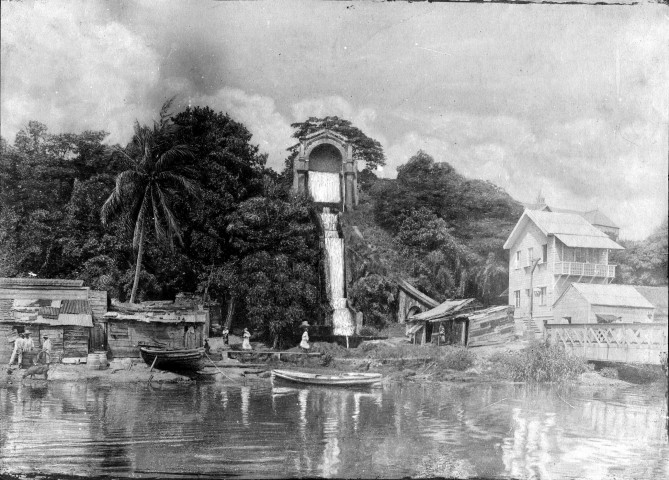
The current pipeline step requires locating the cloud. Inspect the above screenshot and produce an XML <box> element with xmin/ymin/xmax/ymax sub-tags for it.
<box><xmin>1</xmin><ymin>1</ymin><xmax>160</xmax><ymax>144</ymax></box>
<box><xmin>192</xmin><ymin>88</ymin><xmax>294</xmax><ymax>171</ymax></box>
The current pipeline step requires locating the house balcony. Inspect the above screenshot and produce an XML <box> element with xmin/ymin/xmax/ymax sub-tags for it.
<box><xmin>554</xmin><ymin>262</ymin><xmax>616</xmax><ymax>278</ymax></box>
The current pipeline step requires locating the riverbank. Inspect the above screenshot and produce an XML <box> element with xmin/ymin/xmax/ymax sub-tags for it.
<box><xmin>2</xmin><ymin>336</ymin><xmax>663</xmax><ymax>389</ymax></box>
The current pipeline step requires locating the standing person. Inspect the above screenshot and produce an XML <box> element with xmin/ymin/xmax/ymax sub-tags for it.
<box><xmin>241</xmin><ymin>328</ymin><xmax>252</xmax><ymax>350</ymax></box>
<box><xmin>42</xmin><ymin>335</ymin><xmax>53</xmax><ymax>364</ymax></box>
<box><xmin>8</xmin><ymin>333</ymin><xmax>25</xmax><ymax>369</ymax></box>
<box><xmin>222</xmin><ymin>329</ymin><xmax>229</xmax><ymax>346</ymax></box>
<box><xmin>299</xmin><ymin>322</ymin><xmax>310</xmax><ymax>350</ymax></box>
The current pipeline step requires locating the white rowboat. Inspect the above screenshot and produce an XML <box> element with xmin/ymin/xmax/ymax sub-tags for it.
<box><xmin>271</xmin><ymin>369</ymin><xmax>382</xmax><ymax>387</ymax></box>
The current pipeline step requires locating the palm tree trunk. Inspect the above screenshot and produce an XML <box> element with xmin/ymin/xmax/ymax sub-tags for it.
<box><xmin>130</xmin><ymin>225</ymin><xmax>145</xmax><ymax>304</ymax></box>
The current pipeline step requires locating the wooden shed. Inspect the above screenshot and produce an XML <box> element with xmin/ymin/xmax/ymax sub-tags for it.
<box><xmin>552</xmin><ymin>283</ymin><xmax>655</xmax><ymax>325</ymax></box>
<box><xmin>406</xmin><ymin>298</ymin><xmax>477</xmax><ymax>345</ymax></box>
<box><xmin>466</xmin><ymin>305</ymin><xmax>516</xmax><ymax>347</ymax></box>
<box><xmin>0</xmin><ymin>278</ymin><xmax>106</xmax><ymax>363</ymax></box>
<box><xmin>103</xmin><ymin>301</ymin><xmax>209</xmax><ymax>358</ymax></box>
<box><xmin>397</xmin><ymin>279</ymin><xmax>440</xmax><ymax>324</ymax></box>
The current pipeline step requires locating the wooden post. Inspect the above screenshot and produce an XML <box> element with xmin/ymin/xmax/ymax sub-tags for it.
<box><xmin>149</xmin><ymin>355</ymin><xmax>158</xmax><ymax>372</ymax></box>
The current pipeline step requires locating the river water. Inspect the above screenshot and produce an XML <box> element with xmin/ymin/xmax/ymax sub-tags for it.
<box><xmin>1</xmin><ymin>379</ymin><xmax>667</xmax><ymax>479</ymax></box>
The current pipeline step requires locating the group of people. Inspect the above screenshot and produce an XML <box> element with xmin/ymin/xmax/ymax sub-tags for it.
<box><xmin>8</xmin><ymin>332</ymin><xmax>52</xmax><ymax>369</ymax></box>
<box><xmin>238</xmin><ymin>321</ymin><xmax>310</xmax><ymax>351</ymax></box>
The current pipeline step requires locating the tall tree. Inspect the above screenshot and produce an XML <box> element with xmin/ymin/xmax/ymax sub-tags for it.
<box><xmin>101</xmin><ymin>114</ymin><xmax>196</xmax><ymax>303</ymax></box>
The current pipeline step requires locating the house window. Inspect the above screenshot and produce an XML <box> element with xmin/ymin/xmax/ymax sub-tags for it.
<box><xmin>542</xmin><ymin>244</ymin><xmax>548</xmax><ymax>263</ymax></box>
<box><xmin>514</xmin><ymin>290</ymin><xmax>521</xmax><ymax>308</ymax></box>
<box><xmin>562</xmin><ymin>316</ymin><xmax>572</xmax><ymax>324</ymax></box>
<box><xmin>539</xmin><ymin>287</ymin><xmax>547</xmax><ymax>306</ymax></box>
<box><xmin>527</xmin><ymin>248</ymin><xmax>534</xmax><ymax>267</ymax></box>
<box><xmin>515</xmin><ymin>251</ymin><xmax>521</xmax><ymax>269</ymax></box>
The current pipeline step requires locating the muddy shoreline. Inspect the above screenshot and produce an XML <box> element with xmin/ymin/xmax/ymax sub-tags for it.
<box><xmin>1</xmin><ymin>353</ymin><xmax>641</xmax><ymax>389</ymax></box>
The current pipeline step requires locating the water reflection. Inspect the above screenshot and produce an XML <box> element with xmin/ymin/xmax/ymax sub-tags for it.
<box><xmin>0</xmin><ymin>381</ymin><xmax>667</xmax><ymax>479</ymax></box>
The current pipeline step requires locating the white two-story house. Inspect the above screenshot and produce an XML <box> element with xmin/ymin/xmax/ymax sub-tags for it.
<box><xmin>503</xmin><ymin>209</ymin><xmax>624</xmax><ymax>336</ymax></box>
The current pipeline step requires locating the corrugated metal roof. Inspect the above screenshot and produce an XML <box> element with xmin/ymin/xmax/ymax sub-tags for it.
<box><xmin>580</xmin><ymin>210</ymin><xmax>618</xmax><ymax>229</ymax></box>
<box><xmin>554</xmin><ymin>233</ymin><xmax>623</xmax><ymax>250</ymax></box>
<box><xmin>103</xmin><ymin>311</ymin><xmax>206</xmax><ymax>324</ymax></box>
<box><xmin>60</xmin><ymin>300</ymin><xmax>93</xmax><ymax>315</ymax></box>
<box><xmin>527</xmin><ymin>210</ymin><xmax>609</xmax><ymax>236</ymax></box>
<box><xmin>55</xmin><ymin>313</ymin><xmax>94</xmax><ymax>327</ymax></box>
<box><xmin>397</xmin><ymin>279</ymin><xmax>440</xmax><ymax>308</ymax></box>
<box><xmin>635</xmin><ymin>286</ymin><xmax>668</xmax><ymax>319</ymax></box>
<box><xmin>572</xmin><ymin>283</ymin><xmax>655</xmax><ymax>309</ymax></box>
<box><xmin>467</xmin><ymin>305</ymin><xmax>512</xmax><ymax>320</ymax></box>
<box><xmin>0</xmin><ymin>278</ymin><xmax>84</xmax><ymax>288</ymax></box>
<box><xmin>504</xmin><ymin>210</ymin><xmax>623</xmax><ymax>250</ymax></box>
<box><xmin>408</xmin><ymin>298</ymin><xmax>476</xmax><ymax>323</ymax></box>
<box><xmin>39</xmin><ymin>306</ymin><xmax>60</xmax><ymax>318</ymax></box>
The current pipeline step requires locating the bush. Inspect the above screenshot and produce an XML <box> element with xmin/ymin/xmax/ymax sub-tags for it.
<box><xmin>436</xmin><ymin>347</ymin><xmax>476</xmax><ymax>371</ymax></box>
<box><xmin>348</xmin><ymin>274</ymin><xmax>395</xmax><ymax>330</ymax></box>
<box><xmin>599</xmin><ymin>367</ymin><xmax>619</xmax><ymax>379</ymax></box>
<box><xmin>358</xmin><ymin>325</ymin><xmax>381</xmax><ymax>337</ymax></box>
<box><xmin>490</xmin><ymin>339</ymin><xmax>587</xmax><ymax>383</ymax></box>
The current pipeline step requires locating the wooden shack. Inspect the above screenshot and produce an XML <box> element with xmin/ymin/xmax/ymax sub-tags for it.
<box><xmin>103</xmin><ymin>301</ymin><xmax>209</xmax><ymax>358</ymax></box>
<box><xmin>406</xmin><ymin>299</ymin><xmax>477</xmax><ymax>345</ymax></box>
<box><xmin>0</xmin><ymin>278</ymin><xmax>106</xmax><ymax>362</ymax></box>
<box><xmin>397</xmin><ymin>279</ymin><xmax>440</xmax><ymax>324</ymax></box>
<box><xmin>466</xmin><ymin>305</ymin><xmax>516</xmax><ymax>347</ymax></box>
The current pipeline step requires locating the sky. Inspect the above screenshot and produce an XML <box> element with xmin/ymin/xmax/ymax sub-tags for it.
<box><xmin>1</xmin><ymin>0</ymin><xmax>667</xmax><ymax>240</ymax></box>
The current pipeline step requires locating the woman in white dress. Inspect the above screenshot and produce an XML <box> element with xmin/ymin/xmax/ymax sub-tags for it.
<box><xmin>299</xmin><ymin>321</ymin><xmax>310</xmax><ymax>350</ymax></box>
<box><xmin>241</xmin><ymin>328</ymin><xmax>252</xmax><ymax>350</ymax></box>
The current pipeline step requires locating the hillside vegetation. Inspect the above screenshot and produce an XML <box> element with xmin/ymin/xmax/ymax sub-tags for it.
<box><xmin>1</xmin><ymin>112</ymin><xmax>663</xmax><ymax>340</ymax></box>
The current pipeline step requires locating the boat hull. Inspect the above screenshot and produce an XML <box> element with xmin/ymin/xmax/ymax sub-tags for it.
<box><xmin>139</xmin><ymin>347</ymin><xmax>204</xmax><ymax>370</ymax></box>
<box><xmin>272</xmin><ymin>369</ymin><xmax>382</xmax><ymax>387</ymax></box>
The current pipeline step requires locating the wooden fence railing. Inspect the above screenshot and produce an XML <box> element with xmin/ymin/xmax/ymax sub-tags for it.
<box><xmin>546</xmin><ymin>323</ymin><xmax>668</xmax><ymax>365</ymax></box>
<box><xmin>554</xmin><ymin>262</ymin><xmax>616</xmax><ymax>278</ymax></box>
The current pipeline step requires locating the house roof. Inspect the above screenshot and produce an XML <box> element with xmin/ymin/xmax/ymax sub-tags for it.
<box><xmin>503</xmin><ymin>210</ymin><xmax>623</xmax><ymax>250</ymax></box>
<box><xmin>408</xmin><ymin>298</ymin><xmax>476</xmax><ymax>323</ymax></box>
<box><xmin>521</xmin><ymin>205</ymin><xmax>619</xmax><ymax>230</ymax></box>
<box><xmin>0</xmin><ymin>278</ymin><xmax>84</xmax><ymax>288</ymax></box>
<box><xmin>397</xmin><ymin>279</ymin><xmax>440</xmax><ymax>308</ymax></box>
<box><xmin>0</xmin><ymin>298</ymin><xmax>94</xmax><ymax>327</ymax></box>
<box><xmin>60</xmin><ymin>300</ymin><xmax>93</xmax><ymax>315</ymax></box>
<box><xmin>634</xmin><ymin>286</ymin><xmax>668</xmax><ymax>319</ymax></box>
<box><xmin>564</xmin><ymin>283</ymin><xmax>655</xmax><ymax>309</ymax></box>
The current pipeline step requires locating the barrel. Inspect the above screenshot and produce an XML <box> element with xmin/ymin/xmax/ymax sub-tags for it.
<box><xmin>87</xmin><ymin>353</ymin><xmax>101</xmax><ymax>369</ymax></box>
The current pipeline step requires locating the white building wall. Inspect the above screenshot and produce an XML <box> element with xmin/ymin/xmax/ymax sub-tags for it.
<box><xmin>508</xmin><ymin>222</ymin><xmax>553</xmax><ymax>322</ymax></box>
<box><xmin>552</xmin><ymin>287</ymin><xmax>590</xmax><ymax>324</ymax></box>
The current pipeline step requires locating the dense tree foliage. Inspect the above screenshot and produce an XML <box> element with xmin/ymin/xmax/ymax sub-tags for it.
<box><xmin>368</xmin><ymin>151</ymin><xmax>522</xmax><ymax>303</ymax></box>
<box><xmin>613</xmin><ymin>219</ymin><xmax>668</xmax><ymax>286</ymax></box>
<box><xmin>225</xmin><ymin>189</ymin><xmax>328</xmax><ymax>347</ymax></box>
<box><xmin>0</xmin><ymin>108</ymin><xmax>326</xmax><ymax>345</ymax></box>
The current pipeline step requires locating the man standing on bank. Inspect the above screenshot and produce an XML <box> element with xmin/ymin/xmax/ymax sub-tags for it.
<box><xmin>8</xmin><ymin>333</ymin><xmax>25</xmax><ymax>369</ymax></box>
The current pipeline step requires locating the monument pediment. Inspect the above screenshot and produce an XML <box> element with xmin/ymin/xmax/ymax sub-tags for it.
<box><xmin>303</xmin><ymin>129</ymin><xmax>349</xmax><ymax>145</ymax></box>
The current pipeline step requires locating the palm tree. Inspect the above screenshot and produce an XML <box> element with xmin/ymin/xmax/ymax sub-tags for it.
<box><xmin>101</xmin><ymin>117</ymin><xmax>197</xmax><ymax>303</ymax></box>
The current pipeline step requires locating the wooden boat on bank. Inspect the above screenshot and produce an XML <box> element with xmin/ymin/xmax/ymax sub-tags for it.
<box><xmin>272</xmin><ymin>369</ymin><xmax>383</xmax><ymax>388</ymax></box>
<box><xmin>139</xmin><ymin>345</ymin><xmax>205</xmax><ymax>370</ymax></box>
